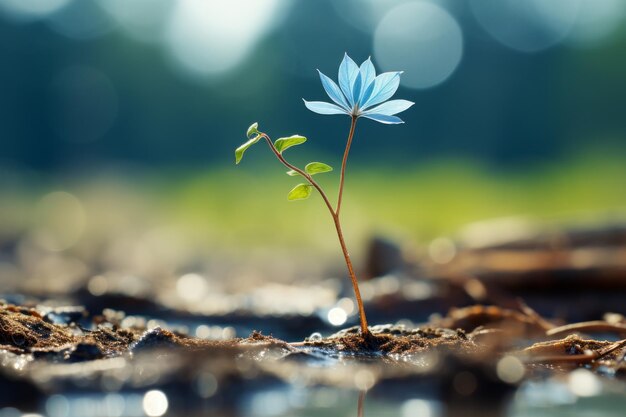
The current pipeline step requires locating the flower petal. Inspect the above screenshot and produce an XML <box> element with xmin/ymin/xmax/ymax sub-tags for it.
<box><xmin>359</xmin><ymin>80</ymin><xmax>377</xmax><ymax>109</ymax></box>
<box><xmin>361</xmin><ymin>72</ymin><xmax>402</xmax><ymax>110</ymax></box>
<box><xmin>318</xmin><ymin>70</ymin><xmax>350</xmax><ymax>110</ymax></box>
<box><xmin>360</xmin><ymin>113</ymin><xmax>404</xmax><ymax>124</ymax></box>
<box><xmin>357</xmin><ymin>57</ymin><xmax>376</xmax><ymax>106</ymax></box>
<box><xmin>338</xmin><ymin>53</ymin><xmax>359</xmax><ymax>107</ymax></box>
<box><xmin>303</xmin><ymin>100</ymin><xmax>350</xmax><ymax>115</ymax></box>
<box><xmin>352</xmin><ymin>72</ymin><xmax>362</xmax><ymax>110</ymax></box>
<box><xmin>363</xmin><ymin>99</ymin><xmax>414</xmax><ymax>116</ymax></box>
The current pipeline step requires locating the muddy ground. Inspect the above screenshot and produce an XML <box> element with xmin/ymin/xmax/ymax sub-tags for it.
<box><xmin>1</xmin><ymin>221</ymin><xmax>626</xmax><ymax>416</ymax></box>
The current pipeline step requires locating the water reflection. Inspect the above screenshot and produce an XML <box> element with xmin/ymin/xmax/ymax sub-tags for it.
<box><xmin>142</xmin><ymin>390</ymin><xmax>168</xmax><ymax>417</ymax></box>
<box><xmin>401</xmin><ymin>398</ymin><xmax>440</xmax><ymax>417</ymax></box>
<box><xmin>44</xmin><ymin>393</ymin><xmax>143</xmax><ymax>417</ymax></box>
<box><xmin>1</xmin><ymin>369</ymin><xmax>625</xmax><ymax>417</ymax></box>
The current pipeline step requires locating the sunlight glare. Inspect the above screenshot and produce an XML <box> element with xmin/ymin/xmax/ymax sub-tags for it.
<box><xmin>327</xmin><ymin>307</ymin><xmax>347</xmax><ymax>326</ymax></box>
<box><xmin>374</xmin><ymin>1</ymin><xmax>463</xmax><ymax>89</ymax></box>
<box><xmin>0</xmin><ymin>0</ymin><xmax>71</xmax><ymax>21</ymax></box>
<box><xmin>142</xmin><ymin>390</ymin><xmax>168</xmax><ymax>417</ymax></box>
<box><xmin>164</xmin><ymin>0</ymin><xmax>289</xmax><ymax>77</ymax></box>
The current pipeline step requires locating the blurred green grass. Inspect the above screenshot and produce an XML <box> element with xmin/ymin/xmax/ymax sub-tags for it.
<box><xmin>1</xmin><ymin>150</ymin><xmax>624</xmax><ymax>261</ymax></box>
<box><xmin>168</xmin><ymin>150</ymin><xmax>626</xmax><ymax>253</ymax></box>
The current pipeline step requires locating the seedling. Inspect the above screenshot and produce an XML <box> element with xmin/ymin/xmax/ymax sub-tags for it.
<box><xmin>236</xmin><ymin>54</ymin><xmax>413</xmax><ymax>337</ymax></box>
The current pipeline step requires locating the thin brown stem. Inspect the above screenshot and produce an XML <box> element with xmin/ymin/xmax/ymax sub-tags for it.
<box><xmin>261</xmin><ymin>130</ymin><xmax>370</xmax><ymax>337</ymax></box>
<box><xmin>332</xmin><ymin>213</ymin><xmax>369</xmax><ymax>335</ymax></box>
<box><xmin>336</xmin><ymin>116</ymin><xmax>357</xmax><ymax>216</ymax></box>
<box><xmin>261</xmin><ymin>134</ymin><xmax>334</xmax><ymax>215</ymax></box>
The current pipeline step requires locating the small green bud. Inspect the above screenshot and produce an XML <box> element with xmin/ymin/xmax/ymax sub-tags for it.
<box><xmin>247</xmin><ymin>122</ymin><xmax>259</xmax><ymax>138</ymax></box>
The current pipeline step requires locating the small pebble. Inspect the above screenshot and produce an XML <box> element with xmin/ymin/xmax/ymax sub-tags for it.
<box><xmin>42</xmin><ymin>306</ymin><xmax>87</xmax><ymax>325</ymax></box>
<box><xmin>308</xmin><ymin>332</ymin><xmax>322</xmax><ymax>342</ymax></box>
<box><xmin>67</xmin><ymin>342</ymin><xmax>104</xmax><ymax>362</ymax></box>
<box><xmin>130</xmin><ymin>327</ymin><xmax>178</xmax><ymax>353</ymax></box>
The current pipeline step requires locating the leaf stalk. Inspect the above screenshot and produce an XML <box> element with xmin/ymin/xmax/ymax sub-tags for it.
<box><xmin>260</xmin><ymin>119</ymin><xmax>370</xmax><ymax>337</ymax></box>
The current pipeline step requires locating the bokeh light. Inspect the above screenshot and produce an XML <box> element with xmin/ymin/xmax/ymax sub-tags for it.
<box><xmin>142</xmin><ymin>390</ymin><xmax>168</xmax><ymax>417</ymax></box>
<box><xmin>568</xmin><ymin>369</ymin><xmax>602</xmax><ymax>397</ymax></box>
<box><xmin>332</xmin><ymin>0</ymin><xmax>404</xmax><ymax>34</ymax></box>
<box><xmin>97</xmin><ymin>0</ymin><xmax>173</xmax><ymax>43</ymax></box>
<box><xmin>401</xmin><ymin>398</ymin><xmax>439</xmax><ymax>417</ymax></box>
<box><xmin>0</xmin><ymin>408</ymin><xmax>20</xmax><ymax>417</ymax></box>
<box><xmin>470</xmin><ymin>0</ymin><xmax>580</xmax><ymax>53</ymax></box>
<box><xmin>496</xmin><ymin>356</ymin><xmax>525</xmax><ymax>384</ymax></box>
<box><xmin>567</xmin><ymin>0</ymin><xmax>626</xmax><ymax>47</ymax></box>
<box><xmin>374</xmin><ymin>1</ymin><xmax>463</xmax><ymax>89</ymax></box>
<box><xmin>0</xmin><ymin>0</ymin><xmax>71</xmax><ymax>21</ymax></box>
<box><xmin>176</xmin><ymin>273</ymin><xmax>209</xmax><ymax>303</ymax></box>
<box><xmin>164</xmin><ymin>0</ymin><xmax>290</xmax><ymax>77</ymax></box>
<box><xmin>428</xmin><ymin>237</ymin><xmax>457</xmax><ymax>264</ymax></box>
<box><xmin>327</xmin><ymin>307</ymin><xmax>347</xmax><ymax>326</ymax></box>
<box><xmin>195</xmin><ymin>372</ymin><xmax>219</xmax><ymax>398</ymax></box>
<box><xmin>46</xmin><ymin>0</ymin><xmax>116</xmax><ymax>40</ymax></box>
<box><xmin>45</xmin><ymin>394</ymin><xmax>69</xmax><ymax>417</ymax></box>
<box><xmin>353</xmin><ymin>369</ymin><xmax>376</xmax><ymax>391</ymax></box>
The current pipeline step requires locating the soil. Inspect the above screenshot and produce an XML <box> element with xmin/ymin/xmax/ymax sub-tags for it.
<box><xmin>1</xmin><ymin>301</ymin><xmax>623</xmax><ymax>371</ymax></box>
<box><xmin>1</xmin><ymin>221</ymin><xmax>625</xmax><ymax>415</ymax></box>
<box><xmin>0</xmin><ymin>303</ymin><xmax>292</xmax><ymax>358</ymax></box>
<box><xmin>302</xmin><ymin>325</ymin><xmax>478</xmax><ymax>355</ymax></box>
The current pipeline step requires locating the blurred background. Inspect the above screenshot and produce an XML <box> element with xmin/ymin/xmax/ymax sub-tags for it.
<box><xmin>2</xmin><ymin>3</ymin><xmax>626</xmax><ymax>416</ymax></box>
<box><xmin>1</xmin><ymin>0</ymin><xmax>625</xmax><ymax>295</ymax></box>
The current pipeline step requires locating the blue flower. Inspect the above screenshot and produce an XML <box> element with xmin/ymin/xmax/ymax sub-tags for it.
<box><xmin>303</xmin><ymin>53</ymin><xmax>414</xmax><ymax>124</ymax></box>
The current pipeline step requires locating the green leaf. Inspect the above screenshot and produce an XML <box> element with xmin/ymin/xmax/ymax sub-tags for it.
<box><xmin>305</xmin><ymin>162</ymin><xmax>333</xmax><ymax>175</ymax></box>
<box><xmin>246</xmin><ymin>122</ymin><xmax>259</xmax><ymax>138</ymax></box>
<box><xmin>235</xmin><ymin>135</ymin><xmax>261</xmax><ymax>164</ymax></box>
<box><xmin>274</xmin><ymin>135</ymin><xmax>306</xmax><ymax>154</ymax></box>
<box><xmin>287</xmin><ymin>183</ymin><xmax>312</xmax><ymax>200</ymax></box>
<box><xmin>286</xmin><ymin>170</ymin><xmax>301</xmax><ymax>177</ymax></box>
